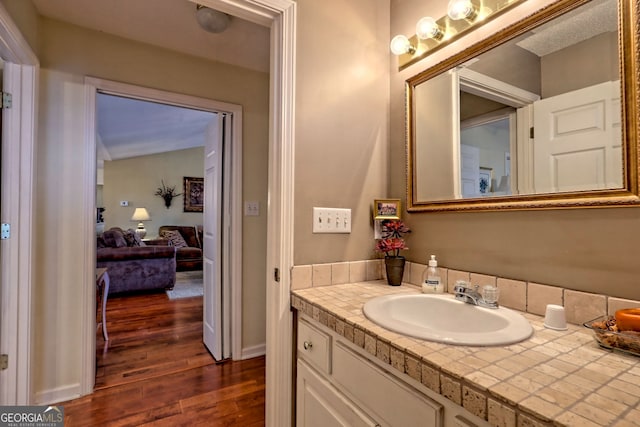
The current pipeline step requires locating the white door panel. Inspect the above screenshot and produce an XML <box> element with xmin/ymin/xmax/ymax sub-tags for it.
<box><xmin>553</xmin><ymin>148</ymin><xmax>605</xmax><ymax>191</ymax></box>
<box><xmin>203</xmin><ymin>113</ymin><xmax>224</xmax><ymax>360</ymax></box>
<box><xmin>534</xmin><ymin>81</ymin><xmax>622</xmax><ymax>193</ymax></box>
<box><xmin>203</xmin><ymin>113</ymin><xmax>231</xmax><ymax>361</ymax></box>
<box><xmin>460</xmin><ymin>144</ymin><xmax>480</xmax><ymax>197</ymax></box>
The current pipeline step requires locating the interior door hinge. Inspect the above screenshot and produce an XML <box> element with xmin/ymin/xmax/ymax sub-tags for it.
<box><xmin>1</xmin><ymin>223</ymin><xmax>10</xmax><ymax>239</ymax></box>
<box><xmin>0</xmin><ymin>354</ymin><xmax>8</xmax><ymax>370</ymax></box>
<box><xmin>1</xmin><ymin>92</ymin><xmax>12</xmax><ymax>109</ymax></box>
<box><xmin>274</xmin><ymin>267</ymin><xmax>280</xmax><ymax>283</ymax></box>
<box><xmin>529</xmin><ymin>126</ymin><xmax>534</xmax><ymax>139</ymax></box>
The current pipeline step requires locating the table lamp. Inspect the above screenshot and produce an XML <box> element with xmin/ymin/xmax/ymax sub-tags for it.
<box><xmin>131</xmin><ymin>207</ymin><xmax>151</xmax><ymax>239</ymax></box>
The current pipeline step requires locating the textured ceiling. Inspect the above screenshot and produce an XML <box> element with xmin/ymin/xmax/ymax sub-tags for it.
<box><xmin>96</xmin><ymin>94</ymin><xmax>215</xmax><ymax>161</ymax></box>
<box><xmin>32</xmin><ymin>0</ymin><xmax>269</xmax><ymax>160</ymax></box>
<box><xmin>516</xmin><ymin>0</ymin><xmax>617</xmax><ymax>57</ymax></box>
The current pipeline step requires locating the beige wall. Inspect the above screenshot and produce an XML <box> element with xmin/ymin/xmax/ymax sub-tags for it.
<box><xmin>294</xmin><ymin>0</ymin><xmax>391</xmax><ymax>265</ymax></box>
<box><xmin>468</xmin><ymin>41</ymin><xmax>541</xmax><ymax>96</ymax></box>
<box><xmin>32</xmin><ymin>16</ymin><xmax>269</xmax><ymax>398</ymax></box>
<box><xmin>541</xmin><ymin>31</ymin><xmax>618</xmax><ymax>98</ymax></box>
<box><xmin>414</xmin><ymin>71</ymin><xmax>456</xmax><ymax>201</ymax></box>
<box><xmin>391</xmin><ymin>0</ymin><xmax>640</xmax><ymax>300</ymax></box>
<box><xmin>102</xmin><ymin>147</ymin><xmax>205</xmax><ymax>236</ymax></box>
<box><xmin>0</xmin><ymin>0</ymin><xmax>39</xmax><ymax>56</ymax></box>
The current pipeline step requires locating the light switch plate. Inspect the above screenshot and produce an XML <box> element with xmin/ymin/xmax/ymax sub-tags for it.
<box><xmin>120</xmin><ymin>201</ymin><xmax>129</xmax><ymax>207</ymax></box>
<box><xmin>313</xmin><ymin>207</ymin><xmax>351</xmax><ymax>233</ymax></box>
<box><xmin>244</xmin><ymin>201</ymin><xmax>259</xmax><ymax>216</ymax></box>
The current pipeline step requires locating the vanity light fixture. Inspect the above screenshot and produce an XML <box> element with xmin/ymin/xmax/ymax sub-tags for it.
<box><xmin>416</xmin><ymin>17</ymin><xmax>444</xmax><ymax>41</ymax></box>
<box><xmin>447</xmin><ymin>0</ymin><xmax>478</xmax><ymax>21</ymax></box>
<box><xmin>390</xmin><ymin>34</ymin><xmax>416</xmax><ymax>55</ymax></box>
<box><xmin>391</xmin><ymin>0</ymin><xmax>525</xmax><ymax>70</ymax></box>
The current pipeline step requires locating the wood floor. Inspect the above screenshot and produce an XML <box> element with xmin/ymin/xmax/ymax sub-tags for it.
<box><xmin>58</xmin><ymin>291</ymin><xmax>265</xmax><ymax>426</ymax></box>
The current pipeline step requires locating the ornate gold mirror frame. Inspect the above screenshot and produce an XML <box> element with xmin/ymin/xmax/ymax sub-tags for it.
<box><xmin>406</xmin><ymin>0</ymin><xmax>640</xmax><ymax>212</ymax></box>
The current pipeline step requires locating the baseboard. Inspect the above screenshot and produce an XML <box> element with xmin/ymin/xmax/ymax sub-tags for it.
<box><xmin>240</xmin><ymin>343</ymin><xmax>265</xmax><ymax>360</ymax></box>
<box><xmin>34</xmin><ymin>383</ymin><xmax>82</xmax><ymax>405</ymax></box>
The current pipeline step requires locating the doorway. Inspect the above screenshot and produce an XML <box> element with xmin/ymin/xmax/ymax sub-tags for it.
<box><xmin>95</xmin><ymin>91</ymin><xmax>232</xmax><ymax>363</ymax></box>
<box><xmin>84</xmin><ymin>77</ymin><xmax>243</xmax><ymax>390</ymax></box>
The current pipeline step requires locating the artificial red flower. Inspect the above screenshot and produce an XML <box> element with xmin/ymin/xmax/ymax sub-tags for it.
<box><xmin>375</xmin><ymin>220</ymin><xmax>411</xmax><ymax>257</ymax></box>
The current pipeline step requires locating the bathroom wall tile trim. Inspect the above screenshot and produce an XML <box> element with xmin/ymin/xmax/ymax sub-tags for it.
<box><xmin>291</xmin><ymin>260</ymin><xmax>640</xmax><ymax>325</ymax></box>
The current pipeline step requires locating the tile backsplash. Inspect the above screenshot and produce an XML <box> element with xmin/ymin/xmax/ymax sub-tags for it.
<box><xmin>290</xmin><ymin>259</ymin><xmax>640</xmax><ymax>325</ymax></box>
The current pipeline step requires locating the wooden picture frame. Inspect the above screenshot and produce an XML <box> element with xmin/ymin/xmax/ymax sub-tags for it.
<box><xmin>373</xmin><ymin>199</ymin><xmax>401</xmax><ymax>220</ymax></box>
<box><xmin>183</xmin><ymin>176</ymin><xmax>204</xmax><ymax>212</ymax></box>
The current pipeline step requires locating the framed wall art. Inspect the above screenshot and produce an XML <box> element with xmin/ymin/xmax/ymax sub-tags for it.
<box><xmin>479</xmin><ymin>167</ymin><xmax>493</xmax><ymax>194</ymax></box>
<box><xmin>183</xmin><ymin>176</ymin><xmax>204</xmax><ymax>212</ymax></box>
<box><xmin>373</xmin><ymin>198</ymin><xmax>401</xmax><ymax>220</ymax></box>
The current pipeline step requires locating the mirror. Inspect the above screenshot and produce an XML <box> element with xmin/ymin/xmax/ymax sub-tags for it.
<box><xmin>407</xmin><ymin>0</ymin><xmax>640</xmax><ymax>211</ymax></box>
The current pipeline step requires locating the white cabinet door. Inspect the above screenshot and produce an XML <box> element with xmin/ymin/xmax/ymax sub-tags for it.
<box><xmin>297</xmin><ymin>360</ymin><xmax>379</xmax><ymax>427</ymax></box>
<box><xmin>332</xmin><ymin>342</ymin><xmax>443</xmax><ymax>427</ymax></box>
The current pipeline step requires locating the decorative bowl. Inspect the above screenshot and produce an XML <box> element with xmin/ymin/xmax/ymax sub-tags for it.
<box><xmin>583</xmin><ymin>315</ymin><xmax>640</xmax><ymax>357</ymax></box>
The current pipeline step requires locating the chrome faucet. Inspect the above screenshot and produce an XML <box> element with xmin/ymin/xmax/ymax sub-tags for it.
<box><xmin>453</xmin><ymin>281</ymin><xmax>499</xmax><ymax>309</ymax></box>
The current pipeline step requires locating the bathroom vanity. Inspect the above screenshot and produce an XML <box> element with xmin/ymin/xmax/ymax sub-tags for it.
<box><xmin>296</xmin><ymin>312</ymin><xmax>491</xmax><ymax>426</ymax></box>
<box><xmin>291</xmin><ymin>281</ymin><xmax>640</xmax><ymax>426</ymax></box>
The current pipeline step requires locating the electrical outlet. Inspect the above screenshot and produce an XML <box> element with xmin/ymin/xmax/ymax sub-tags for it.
<box><xmin>313</xmin><ymin>207</ymin><xmax>351</xmax><ymax>233</ymax></box>
<box><xmin>120</xmin><ymin>201</ymin><xmax>129</xmax><ymax>207</ymax></box>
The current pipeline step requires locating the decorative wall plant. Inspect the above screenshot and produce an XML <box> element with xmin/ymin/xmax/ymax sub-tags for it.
<box><xmin>155</xmin><ymin>180</ymin><xmax>182</xmax><ymax>209</ymax></box>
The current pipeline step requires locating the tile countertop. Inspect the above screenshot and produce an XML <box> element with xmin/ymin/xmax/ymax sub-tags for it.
<box><xmin>291</xmin><ymin>281</ymin><xmax>640</xmax><ymax>427</ymax></box>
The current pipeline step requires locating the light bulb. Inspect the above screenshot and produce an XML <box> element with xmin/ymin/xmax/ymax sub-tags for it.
<box><xmin>389</xmin><ymin>35</ymin><xmax>415</xmax><ymax>55</ymax></box>
<box><xmin>416</xmin><ymin>17</ymin><xmax>443</xmax><ymax>40</ymax></box>
<box><xmin>447</xmin><ymin>0</ymin><xmax>477</xmax><ymax>21</ymax></box>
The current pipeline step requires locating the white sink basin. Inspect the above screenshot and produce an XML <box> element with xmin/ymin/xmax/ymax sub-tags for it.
<box><xmin>363</xmin><ymin>294</ymin><xmax>532</xmax><ymax>346</ymax></box>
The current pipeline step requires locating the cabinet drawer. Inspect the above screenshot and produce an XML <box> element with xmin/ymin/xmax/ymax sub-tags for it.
<box><xmin>298</xmin><ymin>318</ymin><xmax>331</xmax><ymax>374</ymax></box>
<box><xmin>333</xmin><ymin>341</ymin><xmax>443</xmax><ymax>427</ymax></box>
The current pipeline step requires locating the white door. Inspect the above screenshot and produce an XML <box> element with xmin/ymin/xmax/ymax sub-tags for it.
<box><xmin>202</xmin><ymin>113</ymin><xmax>231</xmax><ymax>361</ymax></box>
<box><xmin>533</xmin><ymin>81</ymin><xmax>622</xmax><ymax>193</ymax></box>
<box><xmin>459</xmin><ymin>144</ymin><xmax>480</xmax><ymax>197</ymax></box>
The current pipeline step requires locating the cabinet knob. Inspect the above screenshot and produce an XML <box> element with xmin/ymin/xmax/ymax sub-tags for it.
<box><xmin>303</xmin><ymin>341</ymin><xmax>313</xmax><ymax>350</ymax></box>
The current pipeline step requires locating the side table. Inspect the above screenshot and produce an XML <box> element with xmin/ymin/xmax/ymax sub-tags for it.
<box><xmin>96</xmin><ymin>267</ymin><xmax>110</xmax><ymax>341</ymax></box>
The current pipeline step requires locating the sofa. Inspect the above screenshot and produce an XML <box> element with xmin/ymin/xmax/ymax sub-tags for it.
<box><xmin>97</xmin><ymin>227</ymin><xmax>177</xmax><ymax>294</ymax></box>
<box><xmin>152</xmin><ymin>225</ymin><xmax>203</xmax><ymax>271</ymax></box>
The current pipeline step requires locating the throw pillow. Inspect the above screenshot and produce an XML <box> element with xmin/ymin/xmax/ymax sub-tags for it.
<box><xmin>123</xmin><ymin>229</ymin><xmax>146</xmax><ymax>247</ymax></box>
<box><xmin>97</xmin><ymin>235</ymin><xmax>108</xmax><ymax>249</ymax></box>
<box><xmin>102</xmin><ymin>229</ymin><xmax>127</xmax><ymax>248</ymax></box>
<box><xmin>161</xmin><ymin>230</ymin><xmax>188</xmax><ymax>248</ymax></box>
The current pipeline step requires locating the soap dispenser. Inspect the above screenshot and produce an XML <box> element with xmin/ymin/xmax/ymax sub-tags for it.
<box><xmin>422</xmin><ymin>255</ymin><xmax>443</xmax><ymax>294</ymax></box>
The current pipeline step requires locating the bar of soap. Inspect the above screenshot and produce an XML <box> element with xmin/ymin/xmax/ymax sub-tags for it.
<box><xmin>614</xmin><ymin>308</ymin><xmax>640</xmax><ymax>332</ymax></box>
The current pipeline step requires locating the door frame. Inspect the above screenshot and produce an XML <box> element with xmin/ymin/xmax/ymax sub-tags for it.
<box><xmin>193</xmin><ymin>1</ymin><xmax>297</xmax><ymax>425</ymax></box>
<box><xmin>456</xmin><ymin>67</ymin><xmax>539</xmax><ymax>197</ymax></box>
<box><xmin>0</xmin><ymin>3</ymin><xmax>39</xmax><ymax>406</ymax></box>
<box><xmin>82</xmin><ymin>77</ymin><xmax>243</xmax><ymax>393</ymax></box>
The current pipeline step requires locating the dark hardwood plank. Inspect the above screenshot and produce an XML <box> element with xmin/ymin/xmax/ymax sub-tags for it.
<box><xmin>58</xmin><ymin>291</ymin><xmax>265</xmax><ymax>426</ymax></box>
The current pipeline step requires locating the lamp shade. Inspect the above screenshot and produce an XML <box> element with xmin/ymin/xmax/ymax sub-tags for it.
<box><xmin>131</xmin><ymin>207</ymin><xmax>150</xmax><ymax>221</ymax></box>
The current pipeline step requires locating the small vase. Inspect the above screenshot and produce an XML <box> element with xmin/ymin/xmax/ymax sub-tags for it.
<box><xmin>384</xmin><ymin>256</ymin><xmax>405</xmax><ymax>286</ymax></box>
